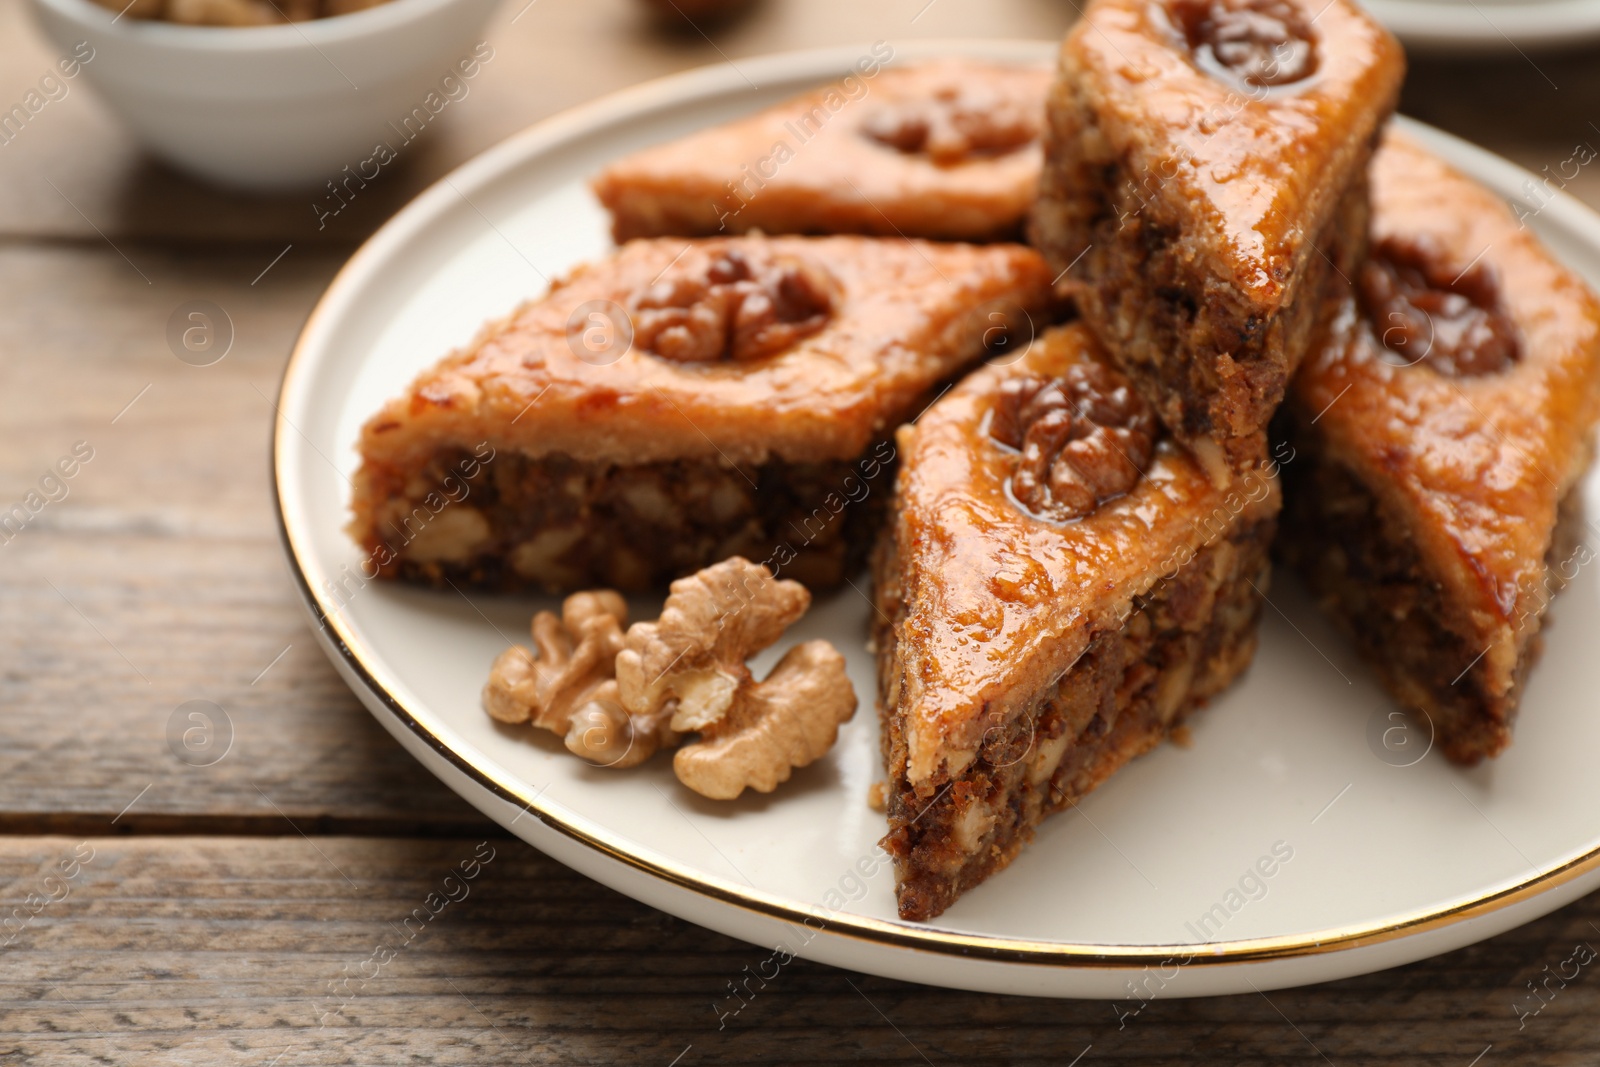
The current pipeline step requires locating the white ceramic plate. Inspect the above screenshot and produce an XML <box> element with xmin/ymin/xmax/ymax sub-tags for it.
<box><xmin>274</xmin><ymin>40</ymin><xmax>1600</xmax><ymax>998</ymax></box>
<box><xmin>1361</xmin><ymin>0</ymin><xmax>1600</xmax><ymax>53</ymax></box>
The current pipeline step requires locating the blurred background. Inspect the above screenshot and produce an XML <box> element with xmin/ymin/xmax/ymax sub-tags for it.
<box><xmin>4</xmin><ymin>0</ymin><xmax>1600</xmax><ymax>1061</ymax></box>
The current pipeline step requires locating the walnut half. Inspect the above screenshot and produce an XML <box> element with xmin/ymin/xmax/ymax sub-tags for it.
<box><xmin>861</xmin><ymin>84</ymin><xmax>1040</xmax><ymax>165</ymax></box>
<box><xmin>563</xmin><ymin>679</ymin><xmax>680</xmax><ymax>769</ymax></box>
<box><xmin>616</xmin><ymin>557</ymin><xmax>857</xmax><ymax>799</ymax></box>
<box><xmin>1172</xmin><ymin>0</ymin><xmax>1318</xmax><ymax>89</ymax></box>
<box><xmin>629</xmin><ymin>247</ymin><xmax>835</xmax><ymax>363</ymax></box>
<box><xmin>483</xmin><ymin>591</ymin><xmax>628</xmax><ymax>735</ymax></box>
<box><xmin>990</xmin><ymin>362</ymin><xmax>1156</xmax><ymax>522</ymax></box>
<box><xmin>1359</xmin><ymin>235</ymin><xmax>1520</xmax><ymax>377</ymax></box>
<box><xmin>483</xmin><ymin>591</ymin><xmax>683</xmax><ymax>768</ymax></box>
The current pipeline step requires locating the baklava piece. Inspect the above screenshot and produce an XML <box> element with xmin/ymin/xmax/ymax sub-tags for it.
<box><xmin>348</xmin><ymin>235</ymin><xmax>1051</xmax><ymax>593</ymax></box>
<box><xmin>874</xmin><ymin>323</ymin><xmax>1279</xmax><ymax>921</ymax></box>
<box><xmin>592</xmin><ymin>60</ymin><xmax>1052</xmax><ymax>243</ymax></box>
<box><xmin>1030</xmin><ymin>0</ymin><xmax>1403</xmax><ymax>478</ymax></box>
<box><xmin>1279</xmin><ymin>133</ymin><xmax>1600</xmax><ymax>764</ymax></box>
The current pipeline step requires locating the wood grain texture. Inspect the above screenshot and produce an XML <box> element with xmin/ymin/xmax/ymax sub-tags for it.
<box><xmin>1</xmin><ymin>836</ymin><xmax>1598</xmax><ymax>1066</ymax></box>
<box><xmin>0</xmin><ymin>243</ymin><xmax>487</xmax><ymax>833</ymax></box>
<box><xmin>4</xmin><ymin>0</ymin><xmax>1600</xmax><ymax>1060</ymax></box>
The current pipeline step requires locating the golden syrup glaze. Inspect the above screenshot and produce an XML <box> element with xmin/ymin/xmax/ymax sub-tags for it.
<box><xmin>1288</xmin><ymin>132</ymin><xmax>1600</xmax><ymax>696</ymax></box>
<box><xmin>592</xmin><ymin>60</ymin><xmax>1053</xmax><ymax>242</ymax></box>
<box><xmin>1057</xmin><ymin>0</ymin><xmax>1403</xmax><ymax>305</ymax></box>
<box><xmin>888</xmin><ymin>323</ymin><xmax>1280</xmax><ymax>785</ymax></box>
<box><xmin>352</xmin><ymin>235</ymin><xmax>1051</xmax><ymax>476</ymax></box>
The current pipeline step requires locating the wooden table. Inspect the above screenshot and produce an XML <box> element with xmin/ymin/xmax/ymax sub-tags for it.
<box><xmin>4</xmin><ymin>1</ymin><xmax>1600</xmax><ymax>1061</ymax></box>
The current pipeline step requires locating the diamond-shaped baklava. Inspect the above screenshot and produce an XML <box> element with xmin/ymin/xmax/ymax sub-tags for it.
<box><xmin>1278</xmin><ymin>132</ymin><xmax>1600</xmax><ymax>764</ymax></box>
<box><xmin>348</xmin><ymin>235</ymin><xmax>1051</xmax><ymax>593</ymax></box>
<box><xmin>592</xmin><ymin>59</ymin><xmax>1052</xmax><ymax>243</ymax></box>
<box><xmin>874</xmin><ymin>323</ymin><xmax>1280</xmax><ymax>920</ymax></box>
<box><xmin>1031</xmin><ymin>0</ymin><xmax>1403</xmax><ymax>478</ymax></box>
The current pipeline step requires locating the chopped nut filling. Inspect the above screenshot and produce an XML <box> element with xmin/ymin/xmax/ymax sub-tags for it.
<box><xmin>1172</xmin><ymin>0</ymin><xmax>1318</xmax><ymax>88</ymax></box>
<box><xmin>1360</xmin><ymin>236</ymin><xmax>1521</xmax><ymax>377</ymax></box>
<box><xmin>875</xmin><ymin>497</ymin><xmax>1277</xmax><ymax>921</ymax></box>
<box><xmin>990</xmin><ymin>363</ymin><xmax>1157</xmax><ymax>521</ymax></box>
<box><xmin>629</xmin><ymin>248</ymin><xmax>835</xmax><ymax>362</ymax></box>
<box><xmin>860</xmin><ymin>85</ymin><xmax>1040</xmax><ymax>165</ymax></box>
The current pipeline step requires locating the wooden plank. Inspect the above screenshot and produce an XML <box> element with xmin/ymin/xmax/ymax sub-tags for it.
<box><xmin>0</xmin><ymin>834</ymin><xmax>1597</xmax><ymax>1064</ymax></box>
<box><xmin>3</xmin><ymin>7</ymin><xmax>1600</xmax><ymax>1057</ymax></box>
<box><xmin>0</xmin><ymin>243</ymin><xmax>488</xmax><ymax>832</ymax></box>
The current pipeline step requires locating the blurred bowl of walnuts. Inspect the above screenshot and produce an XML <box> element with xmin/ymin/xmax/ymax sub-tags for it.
<box><xmin>26</xmin><ymin>0</ymin><xmax>502</xmax><ymax>190</ymax></box>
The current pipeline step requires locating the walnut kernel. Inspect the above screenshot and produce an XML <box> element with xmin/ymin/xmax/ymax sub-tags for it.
<box><xmin>563</xmin><ymin>680</ymin><xmax>681</xmax><ymax>768</ymax></box>
<box><xmin>630</xmin><ymin>247</ymin><xmax>834</xmax><ymax>363</ymax></box>
<box><xmin>483</xmin><ymin>591</ymin><xmax>628</xmax><ymax>734</ymax></box>
<box><xmin>861</xmin><ymin>84</ymin><xmax>1040</xmax><ymax>165</ymax></box>
<box><xmin>1360</xmin><ymin>236</ymin><xmax>1520</xmax><ymax>377</ymax></box>
<box><xmin>1172</xmin><ymin>0</ymin><xmax>1318</xmax><ymax>88</ymax></box>
<box><xmin>484</xmin><ymin>557</ymin><xmax>855</xmax><ymax>793</ymax></box>
<box><xmin>616</xmin><ymin>557</ymin><xmax>856</xmax><ymax>799</ymax></box>
<box><xmin>990</xmin><ymin>362</ymin><xmax>1156</xmax><ymax>522</ymax></box>
<box><xmin>672</xmin><ymin>641</ymin><xmax>855</xmax><ymax>799</ymax></box>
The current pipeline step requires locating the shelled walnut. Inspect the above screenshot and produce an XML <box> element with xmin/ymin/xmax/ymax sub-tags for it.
<box><xmin>1359</xmin><ymin>235</ymin><xmax>1520</xmax><ymax>377</ymax></box>
<box><xmin>482</xmin><ymin>591</ymin><xmax>628</xmax><ymax>734</ymax></box>
<box><xmin>861</xmin><ymin>84</ymin><xmax>1040</xmax><ymax>165</ymax></box>
<box><xmin>1172</xmin><ymin>0</ymin><xmax>1318</xmax><ymax>88</ymax></box>
<box><xmin>990</xmin><ymin>362</ymin><xmax>1156</xmax><ymax>522</ymax></box>
<box><xmin>482</xmin><ymin>557</ymin><xmax>856</xmax><ymax>797</ymax></box>
<box><xmin>629</xmin><ymin>247</ymin><xmax>835</xmax><ymax>363</ymax></box>
<box><xmin>617</xmin><ymin>557</ymin><xmax>856</xmax><ymax>799</ymax></box>
<box><xmin>483</xmin><ymin>590</ymin><xmax>678</xmax><ymax>768</ymax></box>
<box><xmin>563</xmin><ymin>680</ymin><xmax>680</xmax><ymax>769</ymax></box>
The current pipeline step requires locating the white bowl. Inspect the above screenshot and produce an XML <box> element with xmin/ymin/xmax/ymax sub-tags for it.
<box><xmin>27</xmin><ymin>0</ymin><xmax>503</xmax><ymax>191</ymax></box>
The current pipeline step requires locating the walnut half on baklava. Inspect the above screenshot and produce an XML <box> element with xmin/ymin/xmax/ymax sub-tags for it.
<box><xmin>1030</xmin><ymin>0</ymin><xmax>1403</xmax><ymax>478</ymax></box>
<box><xmin>592</xmin><ymin>59</ymin><xmax>1053</xmax><ymax>244</ymax></box>
<box><xmin>348</xmin><ymin>235</ymin><xmax>1051</xmax><ymax>593</ymax></box>
<box><xmin>874</xmin><ymin>323</ymin><xmax>1279</xmax><ymax>921</ymax></box>
<box><xmin>1278</xmin><ymin>132</ymin><xmax>1600</xmax><ymax>764</ymax></box>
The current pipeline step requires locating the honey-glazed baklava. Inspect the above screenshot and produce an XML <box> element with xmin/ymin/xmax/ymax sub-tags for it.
<box><xmin>1031</xmin><ymin>0</ymin><xmax>1403</xmax><ymax>478</ymax></box>
<box><xmin>592</xmin><ymin>59</ymin><xmax>1052</xmax><ymax>243</ymax></box>
<box><xmin>1279</xmin><ymin>132</ymin><xmax>1600</xmax><ymax>764</ymax></box>
<box><xmin>348</xmin><ymin>234</ymin><xmax>1051</xmax><ymax>593</ymax></box>
<box><xmin>874</xmin><ymin>323</ymin><xmax>1278</xmax><ymax>920</ymax></box>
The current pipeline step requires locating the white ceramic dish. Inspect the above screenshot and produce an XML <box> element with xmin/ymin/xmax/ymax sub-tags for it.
<box><xmin>27</xmin><ymin>0</ymin><xmax>501</xmax><ymax>190</ymax></box>
<box><xmin>273</xmin><ymin>40</ymin><xmax>1600</xmax><ymax>998</ymax></box>
<box><xmin>1362</xmin><ymin>0</ymin><xmax>1600</xmax><ymax>53</ymax></box>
